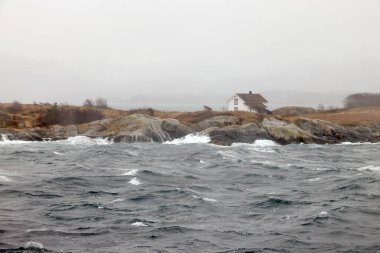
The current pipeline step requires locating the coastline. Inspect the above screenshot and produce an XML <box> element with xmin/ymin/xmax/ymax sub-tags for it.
<box><xmin>1</xmin><ymin>104</ymin><xmax>380</xmax><ymax>145</ymax></box>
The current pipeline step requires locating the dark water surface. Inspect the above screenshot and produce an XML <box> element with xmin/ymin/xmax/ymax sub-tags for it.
<box><xmin>0</xmin><ymin>136</ymin><xmax>379</xmax><ymax>253</ymax></box>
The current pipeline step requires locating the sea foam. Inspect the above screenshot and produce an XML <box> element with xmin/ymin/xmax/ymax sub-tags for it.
<box><xmin>357</xmin><ymin>165</ymin><xmax>380</xmax><ymax>172</ymax></box>
<box><xmin>122</xmin><ymin>169</ymin><xmax>139</xmax><ymax>176</ymax></box>
<box><xmin>131</xmin><ymin>222</ymin><xmax>147</xmax><ymax>227</ymax></box>
<box><xmin>231</xmin><ymin>139</ymin><xmax>279</xmax><ymax>148</ymax></box>
<box><xmin>129</xmin><ymin>177</ymin><xmax>141</xmax><ymax>185</ymax></box>
<box><xmin>164</xmin><ymin>133</ymin><xmax>210</xmax><ymax>145</ymax></box>
<box><xmin>0</xmin><ymin>134</ymin><xmax>30</xmax><ymax>145</ymax></box>
<box><xmin>0</xmin><ymin>175</ymin><xmax>11</xmax><ymax>182</ymax></box>
<box><xmin>24</xmin><ymin>241</ymin><xmax>44</xmax><ymax>249</ymax></box>
<box><xmin>57</xmin><ymin>136</ymin><xmax>113</xmax><ymax>145</ymax></box>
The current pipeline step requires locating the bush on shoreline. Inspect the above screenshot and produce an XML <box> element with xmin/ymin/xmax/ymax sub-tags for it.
<box><xmin>38</xmin><ymin>103</ymin><xmax>104</xmax><ymax>126</ymax></box>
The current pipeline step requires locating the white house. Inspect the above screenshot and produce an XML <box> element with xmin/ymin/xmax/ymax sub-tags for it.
<box><xmin>227</xmin><ymin>91</ymin><xmax>268</xmax><ymax>112</ymax></box>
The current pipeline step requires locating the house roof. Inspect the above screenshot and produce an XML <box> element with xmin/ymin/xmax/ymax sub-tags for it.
<box><xmin>237</xmin><ymin>93</ymin><xmax>268</xmax><ymax>105</ymax></box>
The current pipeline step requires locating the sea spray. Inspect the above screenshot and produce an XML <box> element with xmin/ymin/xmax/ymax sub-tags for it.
<box><xmin>164</xmin><ymin>133</ymin><xmax>210</xmax><ymax>145</ymax></box>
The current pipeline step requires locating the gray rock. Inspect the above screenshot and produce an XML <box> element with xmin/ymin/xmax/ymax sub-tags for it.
<box><xmin>262</xmin><ymin>118</ymin><xmax>318</xmax><ymax>144</ymax></box>
<box><xmin>208</xmin><ymin>123</ymin><xmax>271</xmax><ymax>145</ymax></box>
<box><xmin>191</xmin><ymin>115</ymin><xmax>240</xmax><ymax>132</ymax></box>
<box><xmin>293</xmin><ymin>118</ymin><xmax>371</xmax><ymax>143</ymax></box>
<box><xmin>107</xmin><ymin>114</ymin><xmax>172</xmax><ymax>143</ymax></box>
<box><xmin>65</xmin><ymin>125</ymin><xmax>78</xmax><ymax>137</ymax></box>
<box><xmin>51</xmin><ymin>125</ymin><xmax>67</xmax><ymax>139</ymax></box>
<box><xmin>162</xmin><ymin>119</ymin><xmax>191</xmax><ymax>139</ymax></box>
<box><xmin>79</xmin><ymin>118</ymin><xmax>112</xmax><ymax>137</ymax></box>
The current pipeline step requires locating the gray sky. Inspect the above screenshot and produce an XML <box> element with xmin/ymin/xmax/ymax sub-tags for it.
<box><xmin>0</xmin><ymin>0</ymin><xmax>379</xmax><ymax>109</ymax></box>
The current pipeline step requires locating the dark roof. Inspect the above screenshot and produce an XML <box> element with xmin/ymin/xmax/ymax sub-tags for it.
<box><xmin>237</xmin><ymin>93</ymin><xmax>268</xmax><ymax>105</ymax></box>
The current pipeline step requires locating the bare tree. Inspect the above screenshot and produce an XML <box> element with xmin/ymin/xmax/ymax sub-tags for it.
<box><xmin>83</xmin><ymin>99</ymin><xmax>94</xmax><ymax>107</ymax></box>
<box><xmin>317</xmin><ymin>103</ymin><xmax>326</xmax><ymax>112</ymax></box>
<box><xmin>94</xmin><ymin>97</ymin><xmax>108</xmax><ymax>109</ymax></box>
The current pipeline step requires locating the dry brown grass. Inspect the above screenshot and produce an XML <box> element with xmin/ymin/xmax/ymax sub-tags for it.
<box><xmin>3</xmin><ymin>102</ymin><xmax>379</xmax><ymax>129</ymax></box>
<box><xmin>284</xmin><ymin>106</ymin><xmax>380</xmax><ymax>127</ymax></box>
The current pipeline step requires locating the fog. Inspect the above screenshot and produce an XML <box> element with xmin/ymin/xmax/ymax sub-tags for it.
<box><xmin>0</xmin><ymin>0</ymin><xmax>379</xmax><ymax>110</ymax></box>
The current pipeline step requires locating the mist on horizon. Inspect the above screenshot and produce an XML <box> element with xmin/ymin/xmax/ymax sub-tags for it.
<box><xmin>0</xmin><ymin>0</ymin><xmax>379</xmax><ymax>110</ymax></box>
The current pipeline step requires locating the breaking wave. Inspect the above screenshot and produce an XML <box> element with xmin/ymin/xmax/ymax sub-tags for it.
<box><xmin>0</xmin><ymin>135</ymin><xmax>112</xmax><ymax>146</ymax></box>
<box><xmin>164</xmin><ymin>133</ymin><xmax>210</xmax><ymax>145</ymax></box>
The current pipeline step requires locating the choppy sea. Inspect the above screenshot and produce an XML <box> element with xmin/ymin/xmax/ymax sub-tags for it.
<box><xmin>0</xmin><ymin>134</ymin><xmax>379</xmax><ymax>253</ymax></box>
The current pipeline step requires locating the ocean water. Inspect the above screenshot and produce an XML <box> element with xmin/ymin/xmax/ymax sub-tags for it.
<box><xmin>0</xmin><ymin>135</ymin><xmax>379</xmax><ymax>253</ymax></box>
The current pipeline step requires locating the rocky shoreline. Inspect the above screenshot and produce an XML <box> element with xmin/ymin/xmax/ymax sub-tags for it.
<box><xmin>1</xmin><ymin>114</ymin><xmax>380</xmax><ymax>145</ymax></box>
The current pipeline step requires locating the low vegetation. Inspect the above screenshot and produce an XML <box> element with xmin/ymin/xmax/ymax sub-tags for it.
<box><xmin>38</xmin><ymin>103</ymin><xmax>104</xmax><ymax>126</ymax></box>
<box><xmin>344</xmin><ymin>93</ymin><xmax>380</xmax><ymax>108</ymax></box>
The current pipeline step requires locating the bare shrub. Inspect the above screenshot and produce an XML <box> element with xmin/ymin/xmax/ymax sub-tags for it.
<box><xmin>38</xmin><ymin>103</ymin><xmax>104</xmax><ymax>126</ymax></box>
<box><xmin>128</xmin><ymin>108</ymin><xmax>155</xmax><ymax>116</ymax></box>
<box><xmin>95</xmin><ymin>97</ymin><xmax>108</xmax><ymax>109</ymax></box>
<box><xmin>6</xmin><ymin>101</ymin><xmax>22</xmax><ymax>113</ymax></box>
<box><xmin>83</xmin><ymin>99</ymin><xmax>94</xmax><ymax>107</ymax></box>
<box><xmin>317</xmin><ymin>103</ymin><xmax>326</xmax><ymax>112</ymax></box>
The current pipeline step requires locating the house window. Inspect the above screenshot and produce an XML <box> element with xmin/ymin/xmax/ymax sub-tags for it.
<box><xmin>234</xmin><ymin>107</ymin><xmax>238</xmax><ymax>111</ymax></box>
<box><xmin>234</xmin><ymin>99</ymin><xmax>238</xmax><ymax>105</ymax></box>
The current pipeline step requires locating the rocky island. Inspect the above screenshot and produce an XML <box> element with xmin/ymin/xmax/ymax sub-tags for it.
<box><xmin>1</xmin><ymin>103</ymin><xmax>380</xmax><ymax>145</ymax></box>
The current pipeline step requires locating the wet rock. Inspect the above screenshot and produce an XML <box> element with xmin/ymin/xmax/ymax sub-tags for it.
<box><xmin>65</xmin><ymin>125</ymin><xmax>78</xmax><ymax>138</ymax></box>
<box><xmin>107</xmin><ymin>114</ymin><xmax>171</xmax><ymax>143</ymax></box>
<box><xmin>161</xmin><ymin>119</ymin><xmax>191</xmax><ymax>139</ymax></box>
<box><xmin>293</xmin><ymin>118</ymin><xmax>372</xmax><ymax>143</ymax></box>
<box><xmin>51</xmin><ymin>125</ymin><xmax>67</xmax><ymax>139</ymax></box>
<box><xmin>78</xmin><ymin>119</ymin><xmax>112</xmax><ymax>137</ymax></box>
<box><xmin>208</xmin><ymin>123</ymin><xmax>270</xmax><ymax>146</ymax></box>
<box><xmin>262</xmin><ymin>118</ymin><xmax>318</xmax><ymax>144</ymax></box>
<box><xmin>113</xmin><ymin>133</ymin><xmax>152</xmax><ymax>143</ymax></box>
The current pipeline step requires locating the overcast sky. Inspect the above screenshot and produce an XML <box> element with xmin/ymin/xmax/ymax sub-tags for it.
<box><xmin>0</xmin><ymin>0</ymin><xmax>379</xmax><ymax>109</ymax></box>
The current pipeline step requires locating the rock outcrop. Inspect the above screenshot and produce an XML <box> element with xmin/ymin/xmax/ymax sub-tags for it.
<box><xmin>190</xmin><ymin>115</ymin><xmax>240</xmax><ymax>132</ymax></box>
<box><xmin>262</xmin><ymin>118</ymin><xmax>319</xmax><ymax>144</ymax></box>
<box><xmin>293</xmin><ymin>118</ymin><xmax>374</xmax><ymax>143</ymax></box>
<box><xmin>208</xmin><ymin>123</ymin><xmax>270</xmax><ymax>145</ymax></box>
<box><xmin>1</xmin><ymin>113</ymin><xmax>380</xmax><ymax>146</ymax></box>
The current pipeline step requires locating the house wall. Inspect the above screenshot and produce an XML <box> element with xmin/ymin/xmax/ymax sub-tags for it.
<box><xmin>227</xmin><ymin>94</ymin><xmax>254</xmax><ymax>112</ymax></box>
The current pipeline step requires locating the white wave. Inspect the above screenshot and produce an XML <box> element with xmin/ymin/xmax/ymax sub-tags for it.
<box><xmin>129</xmin><ymin>177</ymin><xmax>141</xmax><ymax>185</ymax></box>
<box><xmin>0</xmin><ymin>134</ymin><xmax>30</xmax><ymax>145</ymax></box>
<box><xmin>131</xmin><ymin>221</ymin><xmax>147</xmax><ymax>227</ymax></box>
<box><xmin>53</xmin><ymin>151</ymin><xmax>64</xmax><ymax>156</ymax></box>
<box><xmin>164</xmin><ymin>133</ymin><xmax>210</xmax><ymax>145</ymax></box>
<box><xmin>338</xmin><ymin>142</ymin><xmax>373</xmax><ymax>145</ymax></box>
<box><xmin>232</xmin><ymin>139</ymin><xmax>279</xmax><ymax>148</ymax></box>
<box><xmin>307</xmin><ymin>177</ymin><xmax>321</xmax><ymax>182</ymax></box>
<box><xmin>203</xmin><ymin>197</ymin><xmax>217</xmax><ymax>202</ymax></box>
<box><xmin>357</xmin><ymin>165</ymin><xmax>380</xmax><ymax>172</ymax></box>
<box><xmin>111</xmin><ymin>198</ymin><xmax>124</xmax><ymax>203</ymax></box>
<box><xmin>192</xmin><ymin>195</ymin><xmax>217</xmax><ymax>202</ymax></box>
<box><xmin>57</xmin><ymin>136</ymin><xmax>113</xmax><ymax>145</ymax></box>
<box><xmin>0</xmin><ymin>175</ymin><xmax>11</xmax><ymax>182</ymax></box>
<box><xmin>122</xmin><ymin>169</ymin><xmax>139</xmax><ymax>176</ymax></box>
<box><xmin>0</xmin><ymin>135</ymin><xmax>113</xmax><ymax>146</ymax></box>
<box><xmin>25</xmin><ymin>241</ymin><xmax>44</xmax><ymax>249</ymax></box>
<box><xmin>1</xmin><ymin>134</ymin><xmax>9</xmax><ymax>141</ymax></box>
<box><xmin>200</xmin><ymin>160</ymin><xmax>206</xmax><ymax>164</ymax></box>
<box><xmin>318</xmin><ymin>211</ymin><xmax>328</xmax><ymax>217</ymax></box>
